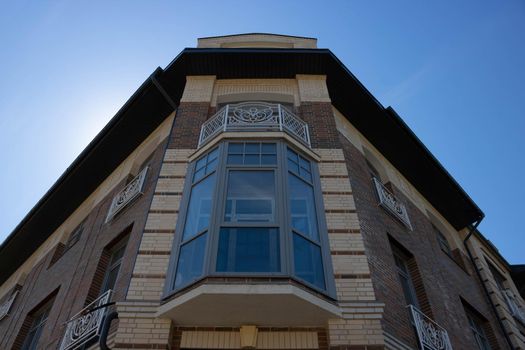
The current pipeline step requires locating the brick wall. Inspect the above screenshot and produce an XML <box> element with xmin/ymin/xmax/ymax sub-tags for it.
<box><xmin>338</xmin><ymin>132</ymin><xmax>507</xmax><ymax>349</ymax></box>
<box><xmin>0</xmin><ymin>139</ymin><xmax>167</xmax><ymax>349</ymax></box>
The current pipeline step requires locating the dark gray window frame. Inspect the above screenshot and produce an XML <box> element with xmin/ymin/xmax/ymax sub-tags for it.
<box><xmin>392</xmin><ymin>245</ymin><xmax>419</xmax><ymax>308</ymax></box>
<box><xmin>164</xmin><ymin>139</ymin><xmax>336</xmax><ymax>299</ymax></box>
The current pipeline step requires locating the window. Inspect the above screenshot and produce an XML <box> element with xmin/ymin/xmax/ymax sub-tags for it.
<box><xmin>392</xmin><ymin>246</ymin><xmax>419</xmax><ymax>307</ymax></box>
<box><xmin>432</xmin><ymin>224</ymin><xmax>452</xmax><ymax>256</ymax></box>
<box><xmin>20</xmin><ymin>298</ymin><xmax>54</xmax><ymax>350</ymax></box>
<box><xmin>65</xmin><ymin>221</ymin><xmax>84</xmax><ymax>250</ymax></box>
<box><xmin>466</xmin><ymin>310</ymin><xmax>492</xmax><ymax>350</ymax></box>
<box><xmin>168</xmin><ymin>141</ymin><xmax>334</xmax><ymax>296</ymax></box>
<box><xmin>486</xmin><ymin>260</ymin><xmax>506</xmax><ymax>292</ymax></box>
<box><xmin>100</xmin><ymin>239</ymin><xmax>127</xmax><ymax>294</ymax></box>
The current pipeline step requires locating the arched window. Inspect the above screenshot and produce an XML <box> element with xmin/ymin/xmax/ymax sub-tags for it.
<box><xmin>166</xmin><ymin>140</ymin><xmax>335</xmax><ymax>297</ymax></box>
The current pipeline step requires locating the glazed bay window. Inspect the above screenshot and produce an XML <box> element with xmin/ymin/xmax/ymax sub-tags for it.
<box><xmin>166</xmin><ymin>141</ymin><xmax>335</xmax><ymax>297</ymax></box>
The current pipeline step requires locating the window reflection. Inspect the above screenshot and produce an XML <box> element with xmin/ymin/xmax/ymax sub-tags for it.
<box><xmin>217</xmin><ymin>228</ymin><xmax>280</xmax><ymax>272</ymax></box>
<box><xmin>183</xmin><ymin>173</ymin><xmax>216</xmax><ymax>240</ymax></box>
<box><xmin>224</xmin><ymin>171</ymin><xmax>275</xmax><ymax>223</ymax></box>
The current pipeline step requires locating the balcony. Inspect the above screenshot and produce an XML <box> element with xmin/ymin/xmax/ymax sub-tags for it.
<box><xmin>0</xmin><ymin>290</ymin><xmax>18</xmax><ymax>321</ymax></box>
<box><xmin>408</xmin><ymin>305</ymin><xmax>453</xmax><ymax>350</ymax></box>
<box><xmin>105</xmin><ymin>167</ymin><xmax>148</xmax><ymax>223</ymax></box>
<box><xmin>157</xmin><ymin>282</ymin><xmax>341</xmax><ymax>327</ymax></box>
<box><xmin>373</xmin><ymin>177</ymin><xmax>412</xmax><ymax>230</ymax></box>
<box><xmin>59</xmin><ymin>290</ymin><xmax>112</xmax><ymax>350</ymax></box>
<box><xmin>198</xmin><ymin>102</ymin><xmax>311</xmax><ymax>148</ymax></box>
<box><xmin>503</xmin><ymin>289</ymin><xmax>525</xmax><ymax>324</ymax></box>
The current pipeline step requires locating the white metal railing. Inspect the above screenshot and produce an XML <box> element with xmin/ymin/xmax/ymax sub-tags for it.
<box><xmin>373</xmin><ymin>177</ymin><xmax>412</xmax><ymax>230</ymax></box>
<box><xmin>105</xmin><ymin>167</ymin><xmax>148</xmax><ymax>223</ymax></box>
<box><xmin>0</xmin><ymin>290</ymin><xmax>18</xmax><ymax>321</ymax></box>
<box><xmin>503</xmin><ymin>289</ymin><xmax>525</xmax><ymax>324</ymax></box>
<box><xmin>59</xmin><ymin>290</ymin><xmax>112</xmax><ymax>350</ymax></box>
<box><xmin>198</xmin><ymin>102</ymin><xmax>311</xmax><ymax>147</ymax></box>
<box><xmin>409</xmin><ymin>305</ymin><xmax>453</xmax><ymax>350</ymax></box>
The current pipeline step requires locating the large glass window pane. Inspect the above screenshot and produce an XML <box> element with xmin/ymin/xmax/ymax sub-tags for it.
<box><xmin>224</xmin><ymin>171</ymin><xmax>275</xmax><ymax>222</ymax></box>
<box><xmin>293</xmin><ymin>234</ymin><xmax>325</xmax><ymax>290</ymax></box>
<box><xmin>174</xmin><ymin>233</ymin><xmax>207</xmax><ymax>289</ymax></box>
<box><xmin>217</xmin><ymin>228</ymin><xmax>280</xmax><ymax>272</ymax></box>
<box><xmin>289</xmin><ymin>173</ymin><xmax>319</xmax><ymax>240</ymax></box>
<box><xmin>183</xmin><ymin>174</ymin><xmax>216</xmax><ymax>240</ymax></box>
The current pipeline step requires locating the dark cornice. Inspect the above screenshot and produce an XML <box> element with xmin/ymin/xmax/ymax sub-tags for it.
<box><xmin>0</xmin><ymin>48</ymin><xmax>483</xmax><ymax>284</ymax></box>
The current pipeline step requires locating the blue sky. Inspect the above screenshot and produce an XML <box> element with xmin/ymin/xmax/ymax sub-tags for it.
<box><xmin>0</xmin><ymin>1</ymin><xmax>523</xmax><ymax>264</ymax></box>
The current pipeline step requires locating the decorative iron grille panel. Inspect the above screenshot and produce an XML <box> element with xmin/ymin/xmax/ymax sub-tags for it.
<box><xmin>373</xmin><ymin>177</ymin><xmax>412</xmax><ymax>230</ymax></box>
<box><xmin>106</xmin><ymin>167</ymin><xmax>148</xmax><ymax>223</ymax></box>
<box><xmin>198</xmin><ymin>102</ymin><xmax>310</xmax><ymax>147</ymax></box>
<box><xmin>59</xmin><ymin>290</ymin><xmax>112</xmax><ymax>350</ymax></box>
<box><xmin>0</xmin><ymin>290</ymin><xmax>18</xmax><ymax>321</ymax></box>
<box><xmin>503</xmin><ymin>289</ymin><xmax>525</xmax><ymax>324</ymax></box>
<box><xmin>409</xmin><ymin>305</ymin><xmax>453</xmax><ymax>350</ymax></box>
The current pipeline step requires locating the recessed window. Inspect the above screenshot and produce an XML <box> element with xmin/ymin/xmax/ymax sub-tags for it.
<box><xmin>167</xmin><ymin>141</ymin><xmax>335</xmax><ymax>297</ymax></box>
<box><xmin>101</xmin><ymin>239</ymin><xmax>127</xmax><ymax>294</ymax></box>
<box><xmin>466</xmin><ymin>310</ymin><xmax>492</xmax><ymax>350</ymax></box>
<box><xmin>65</xmin><ymin>222</ymin><xmax>84</xmax><ymax>250</ymax></box>
<box><xmin>20</xmin><ymin>297</ymin><xmax>55</xmax><ymax>350</ymax></box>
<box><xmin>433</xmin><ymin>224</ymin><xmax>452</xmax><ymax>256</ymax></box>
<box><xmin>392</xmin><ymin>246</ymin><xmax>419</xmax><ymax>307</ymax></box>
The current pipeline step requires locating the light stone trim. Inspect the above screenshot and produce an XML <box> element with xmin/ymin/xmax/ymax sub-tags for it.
<box><xmin>164</xmin><ymin>149</ymin><xmax>194</xmax><ymax>162</ymax></box>
<box><xmin>139</xmin><ymin>232</ymin><xmax>175</xmax><ymax>252</ymax></box>
<box><xmin>127</xmin><ymin>149</ymin><xmax>191</xmax><ymax>301</ymax></box>
<box><xmin>212</xmin><ymin>79</ymin><xmax>299</xmax><ymax>107</ymax></box>
<box><xmin>132</xmin><ymin>255</ymin><xmax>170</xmax><ymax>275</ymax></box>
<box><xmin>198</xmin><ymin>34</ymin><xmax>317</xmax><ymax>49</ymax></box>
<box><xmin>329</xmin><ymin>233</ymin><xmax>365</xmax><ymax>251</ymax></box>
<box><xmin>335</xmin><ymin>279</ymin><xmax>376</xmax><ymax>301</ymax></box>
<box><xmin>127</xmin><ymin>278</ymin><xmax>165</xmax><ymax>300</ymax></box>
<box><xmin>159</xmin><ymin>163</ymin><xmax>187</xmax><ymax>177</ymax></box>
<box><xmin>325</xmin><ymin>212</ymin><xmax>360</xmax><ymax>231</ymax></box>
<box><xmin>144</xmin><ymin>213</ymin><xmax>178</xmax><ymax>231</ymax></box>
<box><xmin>180</xmin><ymin>330</ymin><xmax>319</xmax><ymax>349</ymax></box>
<box><xmin>314</xmin><ymin>148</ymin><xmax>345</xmax><ymax>162</ymax></box>
<box><xmin>155</xmin><ymin>178</ymin><xmax>185</xmax><ymax>193</ymax></box>
<box><xmin>332</xmin><ymin>255</ymin><xmax>371</xmax><ymax>275</ymax></box>
<box><xmin>321</xmin><ymin>178</ymin><xmax>352</xmax><ymax>193</ymax></box>
<box><xmin>328</xmin><ymin>318</ymin><xmax>384</xmax><ymax>346</ymax></box>
<box><xmin>114</xmin><ymin>301</ymin><xmax>172</xmax><ymax>347</ymax></box>
<box><xmin>318</xmin><ymin>163</ymin><xmax>349</xmax><ymax>176</ymax></box>
<box><xmin>150</xmin><ymin>195</ymin><xmax>182</xmax><ymax>211</ymax></box>
<box><xmin>296</xmin><ymin>75</ymin><xmax>331</xmax><ymax>102</ymax></box>
<box><xmin>181</xmin><ymin>76</ymin><xmax>216</xmax><ymax>102</ymax></box>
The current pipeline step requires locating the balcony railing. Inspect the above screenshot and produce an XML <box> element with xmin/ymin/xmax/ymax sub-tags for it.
<box><xmin>409</xmin><ymin>305</ymin><xmax>453</xmax><ymax>350</ymax></box>
<box><xmin>503</xmin><ymin>289</ymin><xmax>525</xmax><ymax>324</ymax></box>
<box><xmin>373</xmin><ymin>177</ymin><xmax>412</xmax><ymax>230</ymax></box>
<box><xmin>105</xmin><ymin>167</ymin><xmax>148</xmax><ymax>223</ymax></box>
<box><xmin>198</xmin><ymin>102</ymin><xmax>311</xmax><ymax>147</ymax></box>
<box><xmin>0</xmin><ymin>290</ymin><xmax>18</xmax><ymax>321</ymax></box>
<box><xmin>59</xmin><ymin>290</ymin><xmax>112</xmax><ymax>350</ymax></box>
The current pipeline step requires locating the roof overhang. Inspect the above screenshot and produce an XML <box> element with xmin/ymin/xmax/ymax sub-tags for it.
<box><xmin>0</xmin><ymin>48</ymin><xmax>483</xmax><ymax>284</ymax></box>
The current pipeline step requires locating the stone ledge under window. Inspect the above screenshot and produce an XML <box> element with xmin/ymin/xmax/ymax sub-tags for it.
<box><xmin>157</xmin><ymin>283</ymin><xmax>341</xmax><ymax>327</ymax></box>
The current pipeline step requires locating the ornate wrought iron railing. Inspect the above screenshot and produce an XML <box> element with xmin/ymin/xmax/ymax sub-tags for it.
<box><xmin>198</xmin><ymin>102</ymin><xmax>311</xmax><ymax>147</ymax></box>
<box><xmin>106</xmin><ymin>167</ymin><xmax>148</xmax><ymax>223</ymax></box>
<box><xmin>0</xmin><ymin>290</ymin><xmax>18</xmax><ymax>321</ymax></box>
<box><xmin>409</xmin><ymin>305</ymin><xmax>453</xmax><ymax>350</ymax></box>
<box><xmin>503</xmin><ymin>289</ymin><xmax>525</xmax><ymax>324</ymax></box>
<box><xmin>372</xmin><ymin>177</ymin><xmax>412</xmax><ymax>230</ymax></box>
<box><xmin>59</xmin><ymin>290</ymin><xmax>112</xmax><ymax>350</ymax></box>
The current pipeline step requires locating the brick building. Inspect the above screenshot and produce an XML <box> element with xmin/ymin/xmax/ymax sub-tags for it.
<box><xmin>0</xmin><ymin>33</ymin><xmax>524</xmax><ymax>350</ymax></box>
